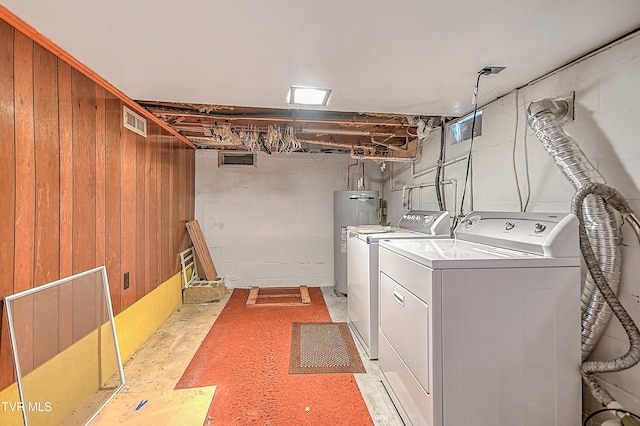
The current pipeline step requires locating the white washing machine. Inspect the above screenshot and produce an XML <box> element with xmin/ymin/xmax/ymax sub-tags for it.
<box><xmin>347</xmin><ymin>210</ymin><xmax>450</xmax><ymax>360</ymax></box>
<box><xmin>378</xmin><ymin>211</ymin><xmax>581</xmax><ymax>426</ymax></box>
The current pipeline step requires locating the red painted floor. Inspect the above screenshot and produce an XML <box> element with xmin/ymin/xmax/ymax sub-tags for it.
<box><xmin>176</xmin><ymin>287</ymin><xmax>374</xmax><ymax>426</ymax></box>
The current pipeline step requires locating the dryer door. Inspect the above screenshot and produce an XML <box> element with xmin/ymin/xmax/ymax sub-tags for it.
<box><xmin>379</xmin><ymin>272</ymin><xmax>430</xmax><ymax>394</ymax></box>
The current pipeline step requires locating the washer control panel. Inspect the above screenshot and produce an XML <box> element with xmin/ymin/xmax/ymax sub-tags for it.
<box><xmin>398</xmin><ymin>210</ymin><xmax>451</xmax><ymax>236</ymax></box>
<box><xmin>456</xmin><ymin>211</ymin><xmax>579</xmax><ymax>257</ymax></box>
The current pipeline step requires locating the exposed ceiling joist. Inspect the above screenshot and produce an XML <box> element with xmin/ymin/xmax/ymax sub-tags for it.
<box><xmin>138</xmin><ymin>100</ymin><xmax>443</xmax><ymax>159</ymax></box>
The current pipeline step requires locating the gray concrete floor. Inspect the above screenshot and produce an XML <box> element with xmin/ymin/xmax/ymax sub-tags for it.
<box><xmin>100</xmin><ymin>287</ymin><xmax>404</xmax><ymax>425</ymax></box>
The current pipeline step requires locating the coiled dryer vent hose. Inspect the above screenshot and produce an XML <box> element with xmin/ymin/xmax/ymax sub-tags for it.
<box><xmin>528</xmin><ymin>100</ymin><xmax>640</xmax><ymax>407</ymax></box>
<box><xmin>573</xmin><ymin>183</ymin><xmax>640</xmax><ymax>406</ymax></box>
<box><xmin>527</xmin><ymin>99</ymin><xmax>621</xmax><ymax>360</ymax></box>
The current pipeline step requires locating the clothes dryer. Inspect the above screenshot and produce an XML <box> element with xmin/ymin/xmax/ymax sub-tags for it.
<box><xmin>378</xmin><ymin>211</ymin><xmax>581</xmax><ymax>425</ymax></box>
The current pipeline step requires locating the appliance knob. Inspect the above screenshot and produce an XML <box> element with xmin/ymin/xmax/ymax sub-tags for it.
<box><xmin>505</xmin><ymin>222</ymin><xmax>515</xmax><ymax>230</ymax></box>
<box><xmin>535</xmin><ymin>223</ymin><xmax>547</xmax><ymax>233</ymax></box>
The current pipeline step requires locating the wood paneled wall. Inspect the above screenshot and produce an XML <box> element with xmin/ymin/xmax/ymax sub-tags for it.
<box><xmin>0</xmin><ymin>19</ymin><xmax>195</xmax><ymax>390</ymax></box>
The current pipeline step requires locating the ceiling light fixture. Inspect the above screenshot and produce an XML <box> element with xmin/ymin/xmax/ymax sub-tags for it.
<box><xmin>288</xmin><ymin>86</ymin><xmax>332</xmax><ymax>106</ymax></box>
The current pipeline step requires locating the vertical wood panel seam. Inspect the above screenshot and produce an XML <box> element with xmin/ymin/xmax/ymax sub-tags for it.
<box><xmin>10</xmin><ymin>25</ymin><xmax>16</xmax><ymax>296</ymax></box>
<box><xmin>69</xmin><ymin>66</ymin><xmax>74</xmax><ymax>342</ymax></box>
<box><xmin>30</xmin><ymin>39</ymin><xmax>35</xmax><ymax>291</ymax></box>
<box><xmin>56</xmin><ymin>52</ymin><xmax>62</xmax><ymax>362</ymax></box>
<box><xmin>8</xmin><ymin>23</ymin><xmax>16</xmax><ymax>385</ymax></box>
<box><xmin>120</xmin><ymin>113</ymin><xmax>124</xmax><ymax>306</ymax></box>
<box><xmin>27</xmin><ymin>32</ymin><xmax>37</xmax><ymax>370</ymax></box>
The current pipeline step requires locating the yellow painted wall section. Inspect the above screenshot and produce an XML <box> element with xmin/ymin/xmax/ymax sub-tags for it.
<box><xmin>24</xmin><ymin>331</ymin><xmax>102</xmax><ymax>424</ymax></box>
<box><xmin>0</xmin><ymin>272</ymin><xmax>183</xmax><ymax>425</ymax></box>
<box><xmin>114</xmin><ymin>272</ymin><xmax>183</xmax><ymax>362</ymax></box>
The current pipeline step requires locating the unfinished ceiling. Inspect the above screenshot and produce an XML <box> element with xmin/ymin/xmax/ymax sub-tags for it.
<box><xmin>138</xmin><ymin>100</ymin><xmax>439</xmax><ymax>157</ymax></box>
<box><xmin>2</xmin><ymin>0</ymin><xmax>640</xmax><ymax>155</ymax></box>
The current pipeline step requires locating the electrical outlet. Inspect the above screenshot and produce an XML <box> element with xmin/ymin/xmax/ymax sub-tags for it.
<box><xmin>124</xmin><ymin>272</ymin><xmax>130</xmax><ymax>290</ymax></box>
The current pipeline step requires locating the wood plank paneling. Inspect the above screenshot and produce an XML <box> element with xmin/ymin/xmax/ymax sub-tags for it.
<box><xmin>95</xmin><ymin>86</ymin><xmax>107</xmax><ymax>330</ymax></box>
<box><xmin>33</xmin><ymin>43</ymin><xmax>60</xmax><ymax>284</ymax></box>
<box><xmin>13</xmin><ymin>30</ymin><xmax>36</xmax><ymax>375</ymax></box>
<box><xmin>171</xmin><ymin>140</ymin><xmax>180</xmax><ymax>267</ymax></box>
<box><xmin>105</xmin><ymin>93</ymin><xmax>122</xmax><ymax>314</ymax></box>
<box><xmin>168</xmin><ymin>135</ymin><xmax>176</xmax><ymax>279</ymax></box>
<box><xmin>153</xmin><ymin>127</ymin><xmax>162</xmax><ymax>291</ymax></box>
<box><xmin>136</xmin><ymin>134</ymin><xmax>146</xmax><ymax>302</ymax></box>
<box><xmin>71</xmin><ymin>69</ymin><xmax>97</xmax><ymax>273</ymax></box>
<box><xmin>32</xmin><ymin>290</ymin><xmax>57</xmax><ymax>369</ymax></box>
<box><xmin>160</xmin><ymin>134</ymin><xmax>171</xmax><ymax>282</ymax></box>
<box><xmin>57</xmin><ymin>60</ymin><xmax>73</xmax><ymax>351</ymax></box>
<box><xmin>0</xmin><ymin>16</ymin><xmax>197</xmax><ymax>390</ymax></box>
<box><xmin>13</xmin><ymin>31</ymin><xmax>35</xmax><ymax>295</ymax></box>
<box><xmin>145</xmin><ymin>127</ymin><xmax>155</xmax><ymax>293</ymax></box>
<box><xmin>58</xmin><ymin>60</ymin><xmax>73</xmax><ymax>278</ymax></box>
<box><xmin>71</xmin><ymin>69</ymin><xmax>97</xmax><ymax>341</ymax></box>
<box><xmin>0</xmin><ymin>19</ymin><xmax>16</xmax><ymax>390</ymax></box>
<box><xmin>178</xmin><ymin>144</ymin><xmax>186</xmax><ymax>253</ymax></box>
<box><xmin>11</xmin><ymin>296</ymin><xmax>35</xmax><ymax>376</ymax></box>
<box><xmin>121</xmin><ymin>129</ymin><xmax>137</xmax><ymax>310</ymax></box>
<box><xmin>32</xmin><ymin>44</ymin><xmax>60</xmax><ymax>368</ymax></box>
<box><xmin>96</xmin><ymin>86</ymin><xmax>106</xmax><ymax>268</ymax></box>
<box><xmin>187</xmin><ymin>149</ymin><xmax>195</xmax><ymax>227</ymax></box>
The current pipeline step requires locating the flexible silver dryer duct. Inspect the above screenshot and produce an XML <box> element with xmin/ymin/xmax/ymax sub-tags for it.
<box><xmin>527</xmin><ymin>99</ymin><xmax>622</xmax><ymax>360</ymax></box>
<box><xmin>573</xmin><ymin>183</ymin><xmax>640</xmax><ymax>406</ymax></box>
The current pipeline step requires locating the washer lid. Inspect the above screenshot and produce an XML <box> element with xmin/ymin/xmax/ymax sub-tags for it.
<box><xmin>347</xmin><ymin>225</ymin><xmax>393</xmax><ymax>234</ymax></box>
<box><xmin>348</xmin><ymin>226</ymin><xmax>449</xmax><ymax>243</ymax></box>
<box><xmin>379</xmin><ymin>238</ymin><xmax>580</xmax><ymax>269</ymax></box>
<box><xmin>364</xmin><ymin>230</ymin><xmax>449</xmax><ymax>243</ymax></box>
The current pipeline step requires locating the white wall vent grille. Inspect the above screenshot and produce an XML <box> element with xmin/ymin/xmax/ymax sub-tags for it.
<box><xmin>218</xmin><ymin>151</ymin><xmax>257</xmax><ymax>167</ymax></box>
<box><xmin>123</xmin><ymin>106</ymin><xmax>147</xmax><ymax>137</ymax></box>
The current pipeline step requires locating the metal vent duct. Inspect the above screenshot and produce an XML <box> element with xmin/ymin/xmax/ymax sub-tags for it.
<box><xmin>526</xmin><ymin>97</ymin><xmax>621</xmax><ymax>361</ymax></box>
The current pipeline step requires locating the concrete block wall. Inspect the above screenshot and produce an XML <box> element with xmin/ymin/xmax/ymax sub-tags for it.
<box><xmin>195</xmin><ymin>150</ymin><xmax>383</xmax><ymax>289</ymax></box>
<box><xmin>385</xmin><ymin>31</ymin><xmax>640</xmax><ymax>414</ymax></box>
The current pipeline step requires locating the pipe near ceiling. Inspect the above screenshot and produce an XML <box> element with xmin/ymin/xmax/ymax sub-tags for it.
<box><xmin>298</xmin><ymin>128</ymin><xmax>399</xmax><ymax>138</ymax></box>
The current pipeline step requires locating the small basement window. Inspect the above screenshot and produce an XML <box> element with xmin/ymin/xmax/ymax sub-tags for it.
<box><xmin>218</xmin><ymin>151</ymin><xmax>257</xmax><ymax>167</ymax></box>
<box><xmin>449</xmin><ymin>110</ymin><xmax>482</xmax><ymax>145</ymax></box>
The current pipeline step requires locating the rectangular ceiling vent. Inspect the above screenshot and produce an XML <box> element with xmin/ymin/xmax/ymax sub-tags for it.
<box><xmin>218</xmin><ymin>151</ymin><xmax>257</xmax><ymax>167</ymax></box>
<box><xmin>123</xmin><ymin>105</ymin><xmax>147</xmax><ymax>137</ymax></box>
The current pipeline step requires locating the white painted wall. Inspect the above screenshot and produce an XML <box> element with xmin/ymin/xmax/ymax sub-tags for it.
<box><xmin>385</xmin><ymin>32</ymin><xmax>640</xmax><ymax>414</ymax></box>
<box><xmin>195</xmin><ymin>150</ymin><xmax>383</xmax><ymax>289</ymax></box>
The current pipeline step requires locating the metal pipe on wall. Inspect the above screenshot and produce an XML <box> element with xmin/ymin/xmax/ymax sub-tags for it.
<box><xmin>411</xmin><ymin>154</ymin><xmax>469</xmax><ymax>180</ymax></box>
<box><xmin>389</xmin><ymin>179</ymin><xmax>458</xmax><ymax>215</ymax></box>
